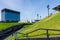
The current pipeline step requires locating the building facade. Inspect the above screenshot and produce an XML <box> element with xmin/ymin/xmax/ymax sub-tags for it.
<box><xmin>53</xmin><ymin>5</ymin><xmax>60</xmax><ymax>11</ymax></box>
<box><xmin>1</xmin><ymin>8</ymin><xmax>20</xmax><ymax>22</ymax></box>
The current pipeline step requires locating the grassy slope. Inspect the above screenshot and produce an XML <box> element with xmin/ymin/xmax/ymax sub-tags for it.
<box><xmin>18</xmin><ymin>12</ymin><xmax>60</xmax><ymax>38</ymax></box>
<box><xmin>0</xmin><ymin>22</ymin><xmax>19</xmax><ymax>30</ymax></box>
<box><xmin>8</xmin><ymin>12</ymin><xmax>60</xmax><ymax>40</ymax></box>
<box><xmin>8</xmin><ymin>23</ymin><xmax>33</xmax><ymax>40</ymax></box>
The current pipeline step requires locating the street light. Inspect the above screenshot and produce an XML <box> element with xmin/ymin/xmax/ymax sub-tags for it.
<box><xmin>37</xmin><ymin>13</ymin><xmax>39</xmax><ymax>20</ymax></box>
<box><xmin>47</xmin><ymin>5</ymin><xmax>50</xmax><ymax>17</ymax></box>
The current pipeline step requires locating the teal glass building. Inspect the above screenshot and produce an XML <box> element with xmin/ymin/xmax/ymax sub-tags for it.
<box><xmin>1</xmin><ymin>8</ymin><xmax>20</xmax><ymax>22</ymax></box>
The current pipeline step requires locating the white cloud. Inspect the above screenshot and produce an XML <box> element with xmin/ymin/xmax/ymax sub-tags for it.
<box><xmin>1</xmin><ymin>0</ymin><xmax>23</xmax><ymax>9</ymax></box>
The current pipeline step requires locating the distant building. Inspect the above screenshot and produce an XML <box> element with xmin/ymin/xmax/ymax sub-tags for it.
<box><xmin>1</xmin><ymin>8</ymin><xmax>20</xmax><ymax>22</ymax></box>
<box><xmin>53</xmin><ymin>5</ymin><xmax>60</xmax><ymax>11</ymax></box>
<box><xmin>35</xmin><ymin>20</ymin><xmax>40</xmax><ymax>22</ymax></box>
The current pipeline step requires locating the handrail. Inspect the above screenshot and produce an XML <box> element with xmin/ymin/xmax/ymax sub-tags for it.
<box><xmin>40</xmin><ymin>28</ymin><xmax>60</xmax><ymax>31</ymax></box>
<box><xmin>27</xmin><ymin>28</ymin><xmax>60</xmax><ymax>34</ymax></box>
<box><xmin>14</xmin><ymin>28</ymin><xmax>60</xmax><ymax>40</ymax></box>
<box><xmin>17</xmin><ymin>32</ymin><xmax>26</xmax><ymax>35</ymax></box>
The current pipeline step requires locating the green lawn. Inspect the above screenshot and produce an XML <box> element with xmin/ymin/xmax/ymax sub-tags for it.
<box><xmin>8</xmin><ymin>12</ymin><xmax>60</xmax><ymax>40</ymax></box>
<box><xmin>0</xmin><ymin>22</ymin><xmax>20</xmax><ymax>30</ymax></box>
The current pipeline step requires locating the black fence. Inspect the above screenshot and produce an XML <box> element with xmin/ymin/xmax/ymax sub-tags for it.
<box><xmin>14</xmin><ymin>28</ymin><xmax>60</xmax><ymax>40</ymax></box>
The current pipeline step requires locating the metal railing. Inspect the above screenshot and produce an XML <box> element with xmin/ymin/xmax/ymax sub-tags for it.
<box><xmin>14</xmin><ymin>28</ymin><xmax>60</xmax><ymax>40</ymax></box>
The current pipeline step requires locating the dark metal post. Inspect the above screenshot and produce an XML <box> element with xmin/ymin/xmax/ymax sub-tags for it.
<box><xmin>15</xmin><ymin>32</ymin><xmax>18</xmax><ymax>40</ymax></box>
<box><xmin>37</xmin><ymin>13</ymin><xmax>39</xmax><ymax>20</ymax></box>
<box><xmin>40</xmin><ymin>16</ymin><xmax>41</xmax><ymax>20</ymax></box>
<box><xmin>47</xmin><ymin>5</ymin><xmax>50</xmax><ymax>17</ymax></box>
<box><xmin>26</xmin><ymin>34</ymin><xmax>29</xmax><ymax>40</ymax></box>
<box><xmin>46</xmin><ymin>30</ymin><xmax>50</xmax><ymax>40</ymax></box>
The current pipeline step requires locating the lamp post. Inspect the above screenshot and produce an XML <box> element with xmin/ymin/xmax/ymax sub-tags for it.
<box><xmin>37</xmin><ymin>13</ymin><xmax>39</xmax><ymax>20</ymax></box>
<box><xmin>47</xmin><ymin>5</ymin><xmax>50</xmax><ymax>17</ymax></box>
<box><xmin>40</xmin><ymin>16</ymin><xmax>41</xmax><ymax>20</ymax></box>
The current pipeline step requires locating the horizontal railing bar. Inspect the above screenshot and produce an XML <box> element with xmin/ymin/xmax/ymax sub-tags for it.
<box><xmin>15</xmin><ymin>28</ymin><xmax>60</xmax><ymax>35</ymax></box>
<box><xmin>40</xmin><ymin>28</ymin><xmax>60</xmax><ymax>31</ymax></box>
<box><xmin>27</xmin><ymin>29</ymin><xmax>40</xmax><ymax>34</ymax></box>
<box><xmin>17</xmin><ymin>32</ymin><xmax>26</xmax><ymax>35</ymax></box>
<box><xmin>28</xmin><ymin>28</ymin><xmax>60</xmax><ymax>34</ymax></box>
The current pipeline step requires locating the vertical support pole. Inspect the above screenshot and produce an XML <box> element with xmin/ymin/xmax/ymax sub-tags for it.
<box><xmin>48</xmin><ymin>7</ymin><xmax>49</xmax><ymax>17</ymax></box>
<box><xmin>37</xmin><ymin>13</ymin><xmax>39</xmax><ymax>20</ymax></box>
<box><xmin>46</xmin><ymin>30</ymin><xmax>50</xmax><ymax>40</ymax></box>
<box><xmin>15</xmin><ymin>32</ymin><xmax>18</xmax><ymax>40</ymax></box>
<box><xmin>47</xmin><ymin>5</ymin><xmax>50</xmax><ymax>17</ymax></box>
<box><xmin>26</xmin><ymin>34</ymin><xmax>29</xmax><ymax>40</ymax></box>
<box><xmin>40</xmin><ymin>16</ymin><xmax>41</xmax><ymax>20</ymax></box>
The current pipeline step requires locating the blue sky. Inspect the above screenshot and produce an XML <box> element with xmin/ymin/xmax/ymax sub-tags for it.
<box><xmin>0</xmin><ymin>0</ymin><xmax>60</xmax><ymax>21</ymax></box>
